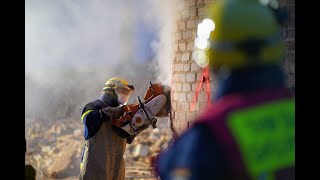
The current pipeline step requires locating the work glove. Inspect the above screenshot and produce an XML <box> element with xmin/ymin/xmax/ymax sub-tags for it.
<box><xmin>101</xmin><ymin>106</ymin><xmax>125</xmax><ymax>121</ymax></box>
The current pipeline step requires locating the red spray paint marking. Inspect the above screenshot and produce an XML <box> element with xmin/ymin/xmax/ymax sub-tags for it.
<box><xmin>190</xmin><ymin>66</ymin><xmax>211</xmax><ymax>111</ymax></box>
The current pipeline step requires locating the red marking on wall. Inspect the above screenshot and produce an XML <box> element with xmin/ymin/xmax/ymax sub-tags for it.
<box><xmin>190</xmin><ymin>66</ymin><xmax>211</xmax><ymax>111</ymax></box>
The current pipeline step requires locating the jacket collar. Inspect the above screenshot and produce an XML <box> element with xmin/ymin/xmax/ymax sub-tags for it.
<box><xmin>99</xmin><ymin>93</ymin><xmax>119</xmax><ymax>107</ymax></box>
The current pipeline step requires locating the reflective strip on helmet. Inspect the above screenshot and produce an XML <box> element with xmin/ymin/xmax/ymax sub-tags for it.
<box><xmin>81</xmin><ymin>110</ymin><xmax>94</xmax><ymax>123</ymax></box>
<box><xmin>103</xmin><ymin>85</ymin><xmax>115</xmax><ymax>91</ymax></box>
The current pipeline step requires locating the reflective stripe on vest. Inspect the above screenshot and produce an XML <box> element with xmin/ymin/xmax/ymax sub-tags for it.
<box><xmin>227</xmin><ymin>99</ymin><xmax>295</xmax><ymax>179</ymax></box>
<box><xmin>80</xmin><ymin>162</ymin><xmax>83</xmax><ymax>170</ymax></box>
<box><xmin>81</xmin><ymin>110</ymin><xmax>94</xmax><ymax>123</ymax></box>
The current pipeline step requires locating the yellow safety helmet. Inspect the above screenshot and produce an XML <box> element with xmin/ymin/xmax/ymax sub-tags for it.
<box><xmin>103</xmin><ymin>77</ymin><xmax>135</xmax><ymax>105</ymax></box>
<box><xmin>205</xmin><ymin>0</ymin><xmax>285</xmax><ymax>69</ymax></box>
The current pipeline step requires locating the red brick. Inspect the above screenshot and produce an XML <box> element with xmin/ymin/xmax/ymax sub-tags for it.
<box><xmin>197</xmin><ymin>0</ymin><xmax>204</xmax><ymax>5</ymax></box>
<box><xmin>174</xmin><ymin>43</ymin><xmax>178</xmax><ymax>52</ymax></box>
<box><xmin>187</xmin><ymin>92</ymin><xmax>195</xmax><ymax>101</ymax></box>
<box><xmin>182</xmin><ymin>53</ymin><xmax>190</xmax><ymax>61</ymax></box>
<box><xmin>186</xmin><ymin>73</ymin><xmax>196</xmax><ymax>82</ymax></box>
<box><xmin>196</xmin><ymin>72</ymin><xmax>203</xmax><ymax>81</ymax></box>
<box><xmin>173</xmin><ymin>74</ymin><xmax>180</xmax><ymax>82</ymax></box>
<box><xmin>285</xmin><ymin>52</ymin><xmax>295</xmax><ymax>63</ymax></box>
<box><xmin>181</xmin><ymin>9</ymin><xmax>191</xmax><ymax>19</ymax></box>
<box><xmin>192</xmin><ymin>82</ymin><xmax>201</xmax><ymax>91</ymax></box>
<box><xmin>203</xmin><ymin>0</ymin><xmax>213</xmax><ymax>4</ymax></box>
<box><xmin>175</xmin><ymin>32</ymin><xmax>182</xmax><ymax>41</ymax></box>
<box><xmin>179</xmin><ymin>121</ymin><xmax>189</xmax><ymax>133</ymax></box>
<box><xmin>278</xmin><ymin>0</ymin><xmax>295</xmax><ymax>6</ymax></box>
<box><xmin>175</xmin><ymin>83</ymin><xmax>182</xmax><ymax>91</ymax></box>
<box><xmin>178</xmin><ymin>112</ymin><xmax>186</xmax><ymax>121</ymax></box>
<box><xmin>179</xmin><ymin>93</ymin><xmax>187</xmax><ymax>101</ymax></box>
<box><xmin>171</xmin><ymin>102</ymin><xmax>177</xmax><ymax>111</ymax></box>
<box><xmin>180</xmin><ymin>73</ymin><xmax>186</xmax><ymax>82</ymax></box>
<box><xmin>285</xmin><ymin>40</ymin><xmax>295</xmax><ymax>52</ymax></box>
<box><xmin>286</xmin><ymin>74</ymin><xmax>295</xmax><ymax>88</ymax></box>
<box><xmin>190</xmin><ymin>7</ymin><xmax>197</xmax><ymax>17</ymax></box>
<box><xmin>186</xmin><ymin>112</ymin><xmax>197</xmax><ymax>122</ymax></box>
<box><xmin>175</xmin><ymin>102</ymin><xmax>181</xmax><ymax>111</ymax></box>
<box><xmin>198</xmin><ymin>91</ymin><xmax>208</xmax><ymax>102</ymax></box>
<box><xmin>173</xmin><ymin>120</ymin><xmax>180</xmax><ymax>131</ymax></box>
<box><xmin>173</xmin><ymin>92</ymin><xmax>180</xmax><ymax>101</ymax></box>
<box><xmin>186</xmin><ymin>0</ymin><xmax>196</xmax><ymax>7</ymax></box>
<box><xmin>182</xmin><ymin>83</ymin><xmax>191</xmax><ymax>91</ymax></box>
<box><xmin>284</xmin><ymin>17</ymin><xmax>295</xmax><ymax>26</ymax></box>
<box><xmin>175</xmin><ymin>53</ymin><xmax>182</xmax><ymax>62</ymax></box>
<box><xmin>177</xmin><ymin>1</ymin><xmax>186</xmax><ymax>12</ymax></box>
<box><xmin>178</xmin><ymin>21</ymin><xmax>186</xmax><ymax>31</ymax></box>
<box><xmin>187</xmin><ymin>42</ymin><xmax>194</xmax><ymax>51</ymax></box>
<box><xmin>187</xmin><ymin>19</ymin><xmax>196</xmax><ymax>29</ymax></box>
<box><xmin>286</xmin><ymin>5</ymin><xmax>295</xmax><ymax>20</ymax></box>
<box><xmin>188</xmin><ymin>117</ymin><xmax>197</xmax><ymax>127</ymax></box>
<box><xmin>286</xmin><ymin>28</ymin><xmax>295</xmax><ymax>39</ymax></box>
<box><xmin>198</xmin><ymin>6</ymin><xmax>207</xmax><ymax>16</ymax></box>
<box><xmin>184</xmin><ymin>64</ymin><xmax>191</xmax><ymax>71</ymax></box>
<box><xmin>183</xmin><ymin>30</ymin><xmax>192</xmax><ymax>40</ymax></box>
<box><xmin>179</xmin><ymin>42</ymin><xmax>187</xmax><ymax>51</ymax></box>
<box><xmin>199</xmin><ymin>101</ymin><xmax>209</xmax><ymax>110</ymax></box>
<box><xmin>173</xmin><ymin>63</ymin><xmax>178</xmax><ymax>72</ymax></box>
<box><xmin>171</xmin><ymin>110</ymin><xmax>176</xmax><ymax>120</ymax></box>
<box><xmin>180</xmin><ymin>102</ymin><xmax>189</xmax><ymax>111</ymax></box>
<box><xmin>191</xmin><ymin>63</ymin><xmax>201</xmax><ymax>71</ymax></box>
<box><xmin>189</xmin><ymin>101</ymin><xmax>200</xmax><ymax>111</ymax></box>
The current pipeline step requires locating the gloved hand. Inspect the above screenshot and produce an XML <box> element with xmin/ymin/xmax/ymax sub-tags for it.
<box><xmin>101</xmin><ymin>106</ymin><xmax>125</xmax><ymax>121</ymax></box>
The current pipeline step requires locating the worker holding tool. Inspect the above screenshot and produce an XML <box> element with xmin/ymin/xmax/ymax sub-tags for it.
<box><xmin>155</xmin><ymin>0</ymin><xmax>294</xmax><ymax>179</ymax></box>
<box><xmin>79</xmin><ymin>77</ymin><xmax>135</xmax><ymax>180</ymax></box>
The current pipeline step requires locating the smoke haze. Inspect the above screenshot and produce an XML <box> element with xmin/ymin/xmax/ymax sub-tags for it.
<box><xmin>25</xmin><ymin>0</ymin><xmax>178</xmax><ymax>123</ymax></box>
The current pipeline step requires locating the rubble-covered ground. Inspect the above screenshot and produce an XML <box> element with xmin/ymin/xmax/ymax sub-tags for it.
<box><xmin>25</xmin><ymin>117</ymin><xmax>172</xmax><ymax>180</ymax></box>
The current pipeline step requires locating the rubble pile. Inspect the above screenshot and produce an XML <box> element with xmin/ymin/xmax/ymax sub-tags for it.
<box><xmin>25</xmin><ymin>117</ymin><xmax>172</xmax><ymax>180</ymax></box>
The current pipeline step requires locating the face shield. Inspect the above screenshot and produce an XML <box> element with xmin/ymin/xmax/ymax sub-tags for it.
<box><xmin>114</xmin><ymin>81</ymin><xmax>134</xmax><ymax>105</ymax></box>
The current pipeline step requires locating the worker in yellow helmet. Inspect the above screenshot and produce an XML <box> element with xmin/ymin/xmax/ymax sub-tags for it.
<box><xmin>155</xmin><ymin>0</ymin><xmax>294</xmax><ymax>179</ymax></box>
<box><xmin>79</xmin><ymin>77</ymin><xmax>135</xmax><ymax>180</ymax></box>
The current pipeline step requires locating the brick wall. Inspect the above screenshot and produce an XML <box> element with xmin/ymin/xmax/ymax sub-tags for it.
<box><xmin>279</xmin><ymin>0</ymin><xmax>295</xmax><ymax>89</ymax></box>
<box><xmin>170</xmin><ymin>0</ymin><xmax>295</xmax><ymax>137</ymax></box>
<box><xmin>170</xmin><ymin>0</ymin><xmax>214</xmax><ymax>138</ymax></box>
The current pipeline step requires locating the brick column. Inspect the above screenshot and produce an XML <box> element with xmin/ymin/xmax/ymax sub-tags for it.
<box><xmin>279</xmin><ymin>0</ymin><xmax>295</xmax><ymax>90</ymax></box>
<box><xmin>170</xmin><ymin>0</ymin><xmax>214</xmax><ymax>138</ymax></box>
